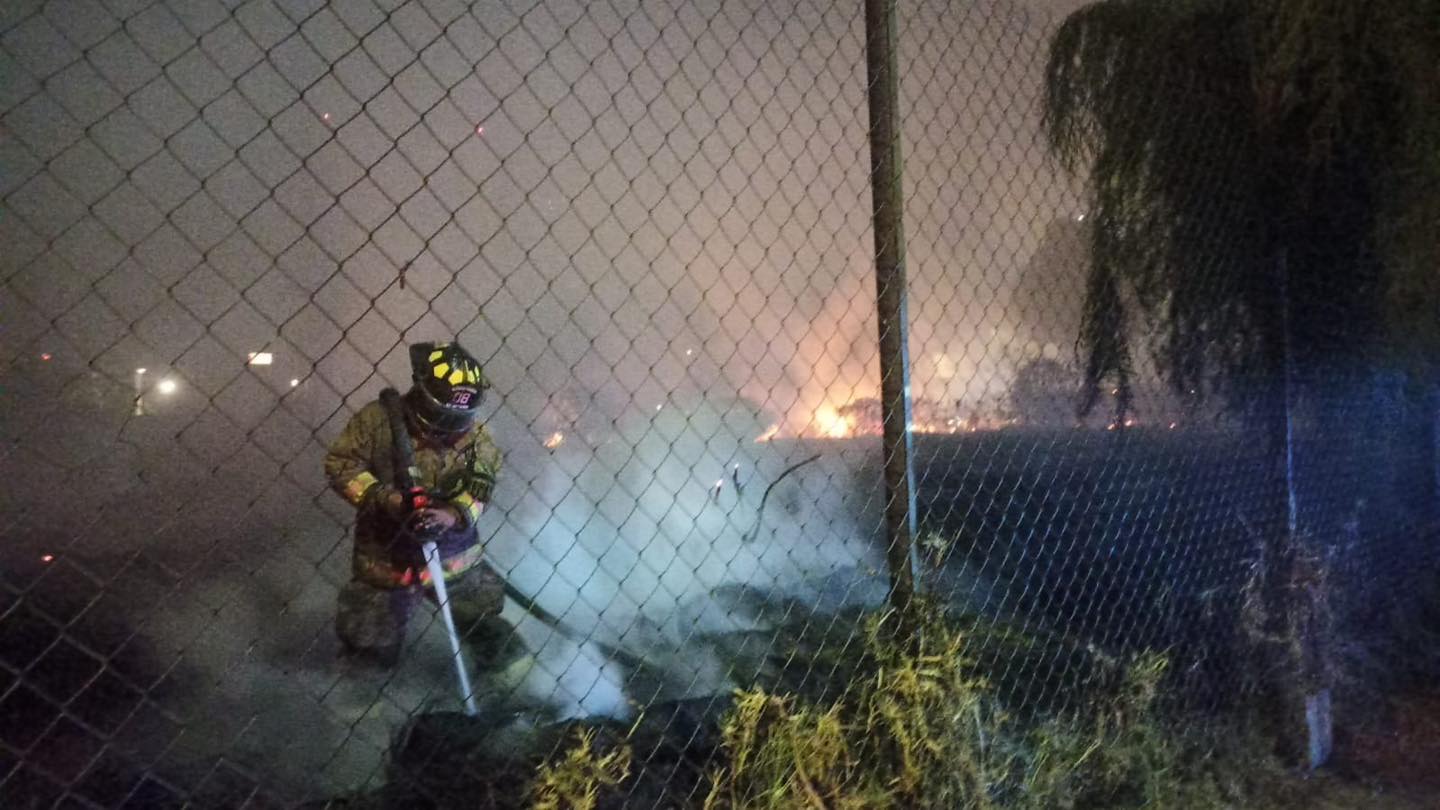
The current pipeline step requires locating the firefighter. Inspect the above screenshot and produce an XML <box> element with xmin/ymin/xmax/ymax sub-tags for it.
<box><xmin>324</xmin><ymin>341</ymin><xmax>512</xmax><ymax>670</ymax></box>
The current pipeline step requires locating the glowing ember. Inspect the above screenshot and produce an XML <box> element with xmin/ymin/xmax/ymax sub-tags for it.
<box><xmin>755</xmin><ymin>424</ymin><xmax>780</xmax><ymax>443</ymax></box>
<box><xmin>543</xmin><ymin>432</ymin><xmax>564</xmax><ymax>450</ymax></box>
<box><xmin>40</xmin><ymin>353</ymin><xmax>51</xmax><ymax>361</ymax></box>
<box><xmin>475</xmin><ymin>125</ymin><xmax>484</xmax><ymax>135</ymax></box>
<box><xmin>41</xmin><ymin>554</ymin><xmax>53</xmax><ymax>563</ymax></box>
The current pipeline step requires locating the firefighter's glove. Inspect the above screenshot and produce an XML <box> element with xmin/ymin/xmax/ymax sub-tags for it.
<box><xmin>405</xmin><ymin>506</ymin><xmax>460</xmax><ymax>539</ymax></box>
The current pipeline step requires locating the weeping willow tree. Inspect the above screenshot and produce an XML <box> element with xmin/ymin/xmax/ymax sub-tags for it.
<box><xmin>1044</xmin><ymin>0</ymin><xmax>1440</xmax><ymax>422</ymax></box>
<box><xmin>1045</xmin><ymin>1</ymin><xmax>1440</xmax><ymax>764</ymax></box>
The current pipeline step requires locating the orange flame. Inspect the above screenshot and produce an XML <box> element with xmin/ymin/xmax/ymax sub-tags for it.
<box><xmin>813</xmin><ymin>406</ymin><xmax>853</xmax><ymax>438</ymax></box>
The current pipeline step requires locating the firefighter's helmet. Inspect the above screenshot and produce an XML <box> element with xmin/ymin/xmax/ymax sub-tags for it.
<box><xmin>406</xmin><ymin>342</ymin><xmax>488</xmax><ymax>436</ymax></box>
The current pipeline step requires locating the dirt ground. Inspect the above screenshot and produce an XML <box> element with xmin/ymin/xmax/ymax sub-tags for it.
<box><xmin>1250</xmin><ymin>690</ymin><xmax>1440</xmax><ymax>809</ymax></box>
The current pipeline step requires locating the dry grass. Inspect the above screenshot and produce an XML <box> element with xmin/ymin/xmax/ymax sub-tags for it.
<box><xmin>530</xmin><ymin>568</ymin><xmax>1440</xmax><ymax>809</ymax></box>
<box><xmin>534</xmin><ymin>600</ymin><xmax>1298</xmax><ymax>809</ymax></box>
<box><xmin>530</xmin><ymin>727</ymin><xmax>633</xmax><ymax>810</ymax></box>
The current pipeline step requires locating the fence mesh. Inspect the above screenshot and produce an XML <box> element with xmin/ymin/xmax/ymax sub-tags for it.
<box><xmin>1</xmin><ymin>0</ymin><xmax>1436</xmax><ymax>807</ymax></box>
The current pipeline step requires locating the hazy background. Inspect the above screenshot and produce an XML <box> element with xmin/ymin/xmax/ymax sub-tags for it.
<box><xmin>0</xmin><ymin>0</ymin><xmax>1118</xmax><ymax>801</ymax></box>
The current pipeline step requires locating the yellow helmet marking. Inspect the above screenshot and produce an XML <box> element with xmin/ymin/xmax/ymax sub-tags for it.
<box><xmin>428</xmin><ymin>350</ymin><xmax>443</xmax><ymax>362</ymax></box>
<box><xmin>433</xmin><ymin>362</ymin><xmax>450</xmax><ymax>378</ymax></box>
<box><xmin>448</xmin><ymin>369</ymin><xmax>465</xmax><ymax>385</ymax></box>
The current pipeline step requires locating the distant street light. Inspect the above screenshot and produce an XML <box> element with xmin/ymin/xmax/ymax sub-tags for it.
<box><xmin>133</xmin><ymin>372</ymin><xmax>178</xmax><ymax>415</ymax></box>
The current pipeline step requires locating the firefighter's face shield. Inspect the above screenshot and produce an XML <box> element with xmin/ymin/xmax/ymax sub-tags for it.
<box><xmin>405</xmin><ymin>385</ymin><xmax>482</xmax><ymax>443</ymax></box>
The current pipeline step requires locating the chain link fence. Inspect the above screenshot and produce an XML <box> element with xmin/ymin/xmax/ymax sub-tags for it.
<box><xmin>2</xmin><ymin>0</ymin><xmax>1436</xmax><ymax>806</ymax></box>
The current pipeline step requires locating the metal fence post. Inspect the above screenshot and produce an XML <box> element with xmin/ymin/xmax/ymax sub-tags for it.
<box><xmin>1281</xmin><ymin>251</ymin><xmax>1332</xmax><ymax>768</ymax></box>
<box><xmin>865</xmin><ymin>0</ymin><xmax>919</xmax><ymax>612</ymax></box>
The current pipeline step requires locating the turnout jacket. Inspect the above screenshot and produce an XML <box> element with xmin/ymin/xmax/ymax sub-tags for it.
<box><xmin>325</xmin><ymin>401</ymin><xmax>502</xmax><ymax>588</ymax></box>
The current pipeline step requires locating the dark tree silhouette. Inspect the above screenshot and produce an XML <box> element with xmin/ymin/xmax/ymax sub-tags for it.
<box><xmin>1043</xmin><ymin>0</ymin><xmax>1440</xmax><ymax>423</ymax></box>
